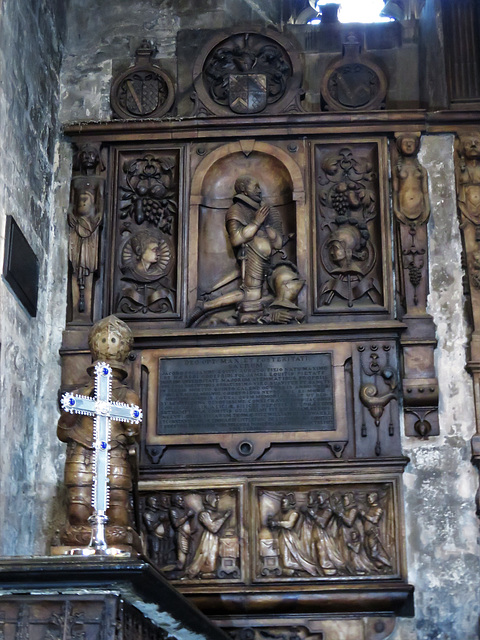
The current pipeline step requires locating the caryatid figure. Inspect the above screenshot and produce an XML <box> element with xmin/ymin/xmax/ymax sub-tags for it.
<box><xmin>68</xmin><ymin>144</ymin><xmax>105</xmax><ymax>317</ymax></box>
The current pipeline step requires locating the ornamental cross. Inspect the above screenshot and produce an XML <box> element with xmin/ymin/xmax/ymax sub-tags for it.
<box><xmin>61</xmin><ymin>362</ymin><xmax>142</xmax><ymax>554</ymax></box>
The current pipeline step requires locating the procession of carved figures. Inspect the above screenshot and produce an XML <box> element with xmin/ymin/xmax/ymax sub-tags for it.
<box><xmin>141</xmin><ymin>485</ymin><xmax>395</xmax><ymax>582</ymax></box>
<box><xmin>257</xmin><ymin>487</ymin><xmax>395</xmax><ymax>579</ymax></box>
<box><xmin>142</xmin><ymin>490</ymin><xmax>240</xmax><ymax>580</ymax></box>
<box><xmin>114</xmin><ymin>150</ymin><xmax>179</xmax><ymax>317</ymax></box>
<box><xmin>315</xmin><ymin>143</ymin><xmax>383</xmax><ymax>311</ymax></box>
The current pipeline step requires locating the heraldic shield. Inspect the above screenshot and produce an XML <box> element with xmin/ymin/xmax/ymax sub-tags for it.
<box><xmin>229</xmin><ymin>74</ymin><xmax>267</xmax><ymax>114</ymax></box>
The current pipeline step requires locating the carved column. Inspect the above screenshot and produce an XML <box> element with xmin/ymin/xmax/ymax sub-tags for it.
<box><xmin>391</xmin><ymin>132</ymin><xmax>439</xmax><ymax>437</ymax></box>
<box><xmin>454</xmin><ymin>132</ymin><xmax>480</xmax><ymax>514</ymax></box>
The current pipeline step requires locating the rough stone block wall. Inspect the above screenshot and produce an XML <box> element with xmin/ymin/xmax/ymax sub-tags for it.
<box><xmin>0</xmin><ymin>0</ymin><xmax>69</xmax><ymax>554</ymax></box>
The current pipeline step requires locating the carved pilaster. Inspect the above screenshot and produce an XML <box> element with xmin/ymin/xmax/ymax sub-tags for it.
<box><xmin>67</xmin><ymin>143</ymin><xmax>105</xmax><ymax>324</ymax></box>
<box><xmin>391</xmin><ymin>132</ymin><xmax>439</xmax><ymax>437</ymax></box>
<box><xmin>455</xmin><ymin>132</ymin><xmax>480</xmax><ymax>514</ymax></box>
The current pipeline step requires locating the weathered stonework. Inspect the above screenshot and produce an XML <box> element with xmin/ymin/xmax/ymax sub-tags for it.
<box><xmin>0</xmin><ymin>0</ymin><xmax>69</xmax><ymax>554</ymax></box>
<box><xmin>391</xmin><ymin>137</ymin><xmax>480</xmax><ymax>638</ymax></box>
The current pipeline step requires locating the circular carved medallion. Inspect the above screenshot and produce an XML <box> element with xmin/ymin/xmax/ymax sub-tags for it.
<box><xmin>111</xmin><ymin>41</ymin><xmax>175</xmax><ymax>119</ymax></box>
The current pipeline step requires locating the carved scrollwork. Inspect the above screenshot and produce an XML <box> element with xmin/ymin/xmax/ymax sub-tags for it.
<box><xmin>256</xmin><ymin>485</ymin><xmax>395</xmax><ymax>580</ymax></box>
<box><xmin>141</xmin><ymin>489</ymin><xmax>240</xmax><ymax>581</ymax></box>
<box><xmin>113</xmin><ymin>151</ymin><xmax>179</xmax><ymax>317</ymax></box>
<box><xmin>316</xmin><ymin>145</ymin><xmax>382</xmax><ymax>310</ymax></box>
<box><xmin>358</xmin><ymin>344</ymin><xmax>397</xmax><ymax>455</ymax></box>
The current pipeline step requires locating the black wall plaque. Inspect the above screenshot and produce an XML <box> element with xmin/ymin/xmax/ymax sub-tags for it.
<box><xmin>3</xmin><ymin>216</ymin><xmax>39</xmax><ymax>316</ymax></box>
<box><xmin>157</xmin><ymin>353</ymin><xmax>334</xmax><ymax>435</ymax></box>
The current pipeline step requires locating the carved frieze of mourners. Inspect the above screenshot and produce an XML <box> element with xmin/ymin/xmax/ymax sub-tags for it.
<box><xmin>141</xmin><ymin>489</ymin><xmax>240</xmax><ymax>580</ymax></box>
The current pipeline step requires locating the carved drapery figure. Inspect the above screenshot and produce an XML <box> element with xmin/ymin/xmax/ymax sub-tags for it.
<box><xmin>268</xmin><ymin>494</ymin><xmax>318</xmax><ymax>576</ymax></box>
<box><xmin>56</xmin><ymin>316</ymin><xmax>140</xmax><ymax>548</ymax></box>
<box><xmin>186</xmin><ymin>491</ymin><xmax>232</xmax><ymax>579</ymax></box>
<box><xmin>360</xmin><ymin>492</ymin><xmax>392</xmax><ymax>572</ymax></box>
<box><xmin>169</xmin><ymin>493</ymin><xmax>195</xmax><ymax>571</ymax></box>
<box><xmin>191</xmin><ymin>174</ymin><xmax>303</xmax><ymax>325</ymax></box>
<box><xmin>302</xmin><ymin>491</ymin><xmax>345</xmax><ymax>576</ymax></box>
<box><xmin>68</xmin><ymin>144</ymin><xmax>105</xmax><ymax>318</ymax></box>
<box><xmin>143</xmin><ymin>494</ymin><xmax>174</xmax><ymax>568</ymax></box>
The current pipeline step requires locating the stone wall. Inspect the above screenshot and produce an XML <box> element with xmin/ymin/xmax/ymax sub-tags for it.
<box><xmin>0</xmin><ymin>0</ymin><xmax>68</xmax><ymax>554</ymax></box>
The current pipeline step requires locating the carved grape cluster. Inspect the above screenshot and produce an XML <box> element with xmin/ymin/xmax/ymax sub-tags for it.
<box><xmin>331</xmin><ymin>188</ymin><xmax>350</xmax><ymax>215</ymax></box>
<box><xmin>141</xmin><ymin>196</ymin><xmax>175</xmax><ymax>233</ymax></box>
<box><xmin>407</xmin><ymin>263</ymin><xmax>422</xmax><ymax>288</ymax></box>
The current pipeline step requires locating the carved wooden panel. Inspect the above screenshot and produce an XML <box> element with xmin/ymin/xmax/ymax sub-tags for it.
<box><xmin>391</xmin><ymin>132</ymin><xmax>439</xmax><ymax>437</ymax></box>
<box><xmin>107</xmin><ymin>147</ymin><xmax>183</xmax><ymax>321</ymax></box>
<box><xmin>0</xmin><ymin>596</ymin><xmax>118</xmax><ymax>640</ymax></box>
<box><xmin>253</xmin><ymin>482</ymin><xmax>399</xmax><ymax>581</ymax></box>
<box><xmin>139</xmin><ymin>473</ymin><xmax>406</xmax><ymax>591</ymax></box>
<box><xmin>141</xmin><ymin>487</ymin><xmax>242</xmax><ymax>582</ymax></box>
<box><xmin>187</xmin><ymin>140</ymin><xmax>306</xmax><ymax>328</ymax></box>
<box><xmin>313</xmin><ymin>140</ymin><xmax>391</xmax><ymax>316</ymax></box>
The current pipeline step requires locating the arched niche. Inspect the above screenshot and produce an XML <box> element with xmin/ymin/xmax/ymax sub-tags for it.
<box><xmin>188</xmin><ymin>141</ymin><xmax>306</xmax><ymax>326</ymax></box>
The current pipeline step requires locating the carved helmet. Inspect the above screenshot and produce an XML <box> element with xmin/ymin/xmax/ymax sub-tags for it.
<box><xmin>88</xmin><ymin>315</ymin><xmax>133</xmax><ymax>364</ymax></box>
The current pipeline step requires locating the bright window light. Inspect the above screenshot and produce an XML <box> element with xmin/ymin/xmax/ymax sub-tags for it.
<box><xmin>313</xmin><ymin>1</ymin><xmax>393</xmax><ymax>24</ymax></box>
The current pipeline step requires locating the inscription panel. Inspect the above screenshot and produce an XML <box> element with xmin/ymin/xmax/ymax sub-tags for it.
<box><xmin>158</xmin><ymin>354</ymin><xmax>334</xmax><ymax>435</ymax></box>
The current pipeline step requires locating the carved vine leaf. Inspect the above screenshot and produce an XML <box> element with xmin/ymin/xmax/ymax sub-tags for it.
<box><xmin>120</xmin><ymin>154</ymin><xmax>177</xmax><ymax>233</ymax></box>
